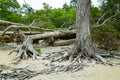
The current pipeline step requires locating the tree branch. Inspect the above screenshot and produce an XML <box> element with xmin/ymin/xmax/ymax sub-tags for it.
<box><xmin>96</xmin><ymin>4</ymin><xmax>119</xmax><ymax>27</ymax></box>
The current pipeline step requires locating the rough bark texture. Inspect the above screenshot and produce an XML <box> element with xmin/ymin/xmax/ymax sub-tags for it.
<box><xmin>68</xmin><ymin>0</ymin><xmax>96</xmax><ymax>61</ymax></box>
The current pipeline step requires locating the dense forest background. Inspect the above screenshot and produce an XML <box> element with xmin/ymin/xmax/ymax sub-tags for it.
<box><xmin>0</xmin><ymin>0</ymin><xmax>120</xmax><ymax>50</ymax></box>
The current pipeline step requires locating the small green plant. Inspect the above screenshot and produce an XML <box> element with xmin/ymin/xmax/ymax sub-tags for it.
<box><xmin>115</xmin><ymin>50</ymin><xmax>120</xmax><ymax>52</ymax></box>
<box><xmin>35</xmin><ymin>48</ymin><xmax>41</xmax><ymax>53</ymax></box>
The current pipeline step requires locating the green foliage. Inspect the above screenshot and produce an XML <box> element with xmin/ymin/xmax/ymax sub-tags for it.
<box><xmin>115</xmin><ymin>50</ymin><xmax>120</xmax><ymax>52</ymax></box>
<box><xmin>90</xmin><ymin>6</ymin><xmax>102</xmax><ymax>24</ymax></box>
<box><xmin>23</xmin><ymin>3</ymin><xmax>76</xmax><ymax>29</ymax></box>
<box><xmin>92</xmin><ymin>24</ymin><xmax>120</xmax><ymax>50</ymax></box>
<box><xmin>0</xmin><ymin>0</ymin><xmax>23</xmax><ymax>23</ymax></box>
<box><xmin>0</xmin><ymin>0</ymin><xmax>101</xmax><ymax>29</ymax></box>
<box><xmin>35</xmin><ymin>48</ymin><xmax>41</xmax><ymax>53</ymax></box>
<box><xmin>70</xmin><ymin>0</ymin><xmax>77</xmax><ymax>8</ymax></box>
<box><xmin>33</xmin><ymin>20</ymin><xmax>56</xmax><ymax>29</ymax></box>
<box><xmin>101</xmin><ymin>0</ymin><xmax>120</xmax><ymax>31</ymax></box>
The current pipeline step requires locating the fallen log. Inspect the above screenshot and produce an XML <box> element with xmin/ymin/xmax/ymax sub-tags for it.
<box><xmin>0</xmin><ymin>25</ymin><xmax>43</xmax><ymax>36</ymax></box>
<box><xmin>34</xmin><ymin>39</ymin><xmax>76</xmax><ymax>47</ymax></box>
<box><xmin>0</xmin><ymin>24</ymin><xmax>76</xmax><ymax>44</ymax></box>
<box><xmin>56</xmin><ymin>39</ymin><xmax>76</xmax><ymax>46</ymax></box>
<box><xmin>0</xmin><ymin>20</ymin><xmax>54</xmax><ymax>31</ymax></box>
<box><xmin>0</xmin><ymin>31</ymin><xmax>42</xmax><ymax>35</ymax></box>
<box><xmin>29</xmin><ymin>30</ymin><xmax>76</xmax><ymax>40</ymax></box>
<box><xmin>0</xmin><ymin>20</ymin><xmax>23</xmax><ymax>26</ymax></box>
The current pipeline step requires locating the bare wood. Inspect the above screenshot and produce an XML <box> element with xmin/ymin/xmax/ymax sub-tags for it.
<box><xmin>1</xmin><ymin>25</ymin><xmax>26</xmax><ymax>36</ymax></box>
<box><xmin>0</xmin><ymin>20</ymin><xmax>23</xmax><ymax>26</ymax></box>
<box><xmin>29</xmin><ymin>30</ymin><xmax>76</xmax><ymax>40</ymax></box>
<box><xmin>37</xmin><ymin>39</ymin><xmax>76</xmax><ymax>47</ymax></box>
<box><xmin>10</xmin><ymin>38</ymin><xmax>38</xmax><ymax>60</ymax></box>
<box><xmin>95</xmin><ymin>4</ymin><xmax>119</xmax><ymax>27</ymax></box>
<box><xmin>0</xmin><ymin>25</ymin><xmax>76</xmax><ymax>43</ymax></box>
<box><xmin>55</xmin><ymin>39</ymin><xmax>76</xmax><ymax>46</ymax></box>
<box><xmin>0</xmin><ymin>31</ymin><xmax>41</xmax><ymax>35</ymax></box>
<box><xmin>0</xmin><ymin>20</ymin><xmax>54</xmax><ymax>31</ymax></box>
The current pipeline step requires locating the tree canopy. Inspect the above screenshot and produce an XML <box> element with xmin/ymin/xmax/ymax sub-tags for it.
<box><xmin>0</xmin><ymin>0</ymin><xmax>105</xmax><ymax>28</ymax></box>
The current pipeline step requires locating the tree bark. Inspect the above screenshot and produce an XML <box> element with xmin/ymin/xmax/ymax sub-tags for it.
<box><xmin>68</xmin><ymin>0</ymin><xmax>96</xmax><ymax>61</ymax></box>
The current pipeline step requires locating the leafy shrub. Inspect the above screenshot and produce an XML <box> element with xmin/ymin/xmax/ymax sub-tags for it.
<box><xmin>92</xmin><ymin>24</ymin><xmax>120</xmax><ymax>50</ymax></box>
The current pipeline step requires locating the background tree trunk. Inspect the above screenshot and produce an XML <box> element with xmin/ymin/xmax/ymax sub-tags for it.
<box><xmin>68</xmin><ymin>0</ymin><xmax>95</xmax><ymax>61</ymax></box>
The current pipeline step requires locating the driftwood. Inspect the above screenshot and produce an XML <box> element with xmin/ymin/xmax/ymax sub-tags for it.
<box><xmin>9</xmin><ymin>37</ymin><xmax>38</xmax><ymax>60</ymax></box>
<box><xmin>0</xmin><ymin>21</ymin><xmax>76</xmax><ymax>47</ymax></box>
<box><xmin>0</xmin><ymin>21</ymin><xmax>76</xmax><ymax>45</ymax></box>
<box><xmin>0</xmin><ymin>20</ymin><xmax>23</xmax><ymax>26</ymax></box>
<box><xmin>37</xmin><ymin>39</ymin><xmax>76</xmax><ymax>47</ymax></box>
<box><xmin>0</xmin><ymin>24</ymin><xmax>76</xmax><ymax>47</ymax></box>
<box><xmin>0</xmin><ymin>31</ymin><xmax>41</xmax><ymax>35</ymax></box>
<box><xmin>1</xmin><ymin>25</ymin><xmax>41</xmax><ymax>36</ymax></box>
<box><xmin>29</xmin><ymin>30</ymin><xmax>76</xmax><ymax>40</ymax></box>
<box><xmin>0</xmin><ymin>20</ymin><xmax>54</xmax><ymax>31</ymax></box>
<box><xmin>56</xmin><ymin>39</ymin><xmax>76</xmax><ymax>46</ymax></box>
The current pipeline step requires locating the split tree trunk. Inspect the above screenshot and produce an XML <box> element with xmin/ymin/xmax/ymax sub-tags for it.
<box><xmin>68</xmin><ymin>0</ymin><xmax>97</xmax><ymax>61</ymax></box>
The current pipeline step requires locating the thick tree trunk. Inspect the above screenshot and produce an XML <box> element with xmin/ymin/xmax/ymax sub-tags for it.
<box><xmin>68</xmin><ymin>0</ymin><xmax>96</xmax><ymax>61</ymax></box>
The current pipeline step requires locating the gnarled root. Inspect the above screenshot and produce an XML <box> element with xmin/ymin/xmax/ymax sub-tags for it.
<box><xmin>43</xmin><ymin>46</ymin><xmax>119</xmax><ymax>72</ymax></box>
<box><xmin>9</xmin><ymin>38</ymin><xmax>38</xmax><ymax>60</ymax></box>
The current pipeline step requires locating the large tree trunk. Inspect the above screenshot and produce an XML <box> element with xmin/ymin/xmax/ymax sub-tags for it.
<box><xmin>68</xmin><ymin>0</ymin><xmax>97</xmax><ymax>61</ymax></box>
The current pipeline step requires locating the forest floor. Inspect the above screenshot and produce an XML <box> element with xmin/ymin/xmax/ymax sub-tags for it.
<box><xmin>0</xmin><ymin>44</ymin><xmax>120</xmax><ymax>80</ymax></box>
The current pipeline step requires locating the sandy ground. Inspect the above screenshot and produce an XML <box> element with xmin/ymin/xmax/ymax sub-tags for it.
<box><xmin>0</xmin><ymin>45</ymin><xmax>120</xmax><ymax>80</ymax></box>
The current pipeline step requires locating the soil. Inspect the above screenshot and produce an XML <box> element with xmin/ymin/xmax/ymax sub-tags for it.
<box><xmin>0</xmin><ymin>44</ymin><xmax>120</xmax><ymax>80</ymax></box>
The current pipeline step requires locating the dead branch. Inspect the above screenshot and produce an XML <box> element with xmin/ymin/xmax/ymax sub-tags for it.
<box><xmin>1</xmin><ymin>25</ymin><xmax>29</xmax><ymax>36</ymax></box>
<box><xmin>0</xmin><ymin>20</ymin><xmax>24</xmax><ymax>26</ymax></box>
<box><xmin>97</xmin><ymin>12</ymin><xmax>118</xmax><ymax>27</ymax></box>
<box><xmin>29</xmin><ymin>19</ymin><xmax>41</xmax><ymax>27</ymax></box>
<box><xmin>95</xmin><ymin>4</ymin><xmax>119</xmax><ymax>27</ymax></box>
<box><xmin>0</xmin><ymin>19</ymin><xmax>54</xmax><ymax>32</ymax></box>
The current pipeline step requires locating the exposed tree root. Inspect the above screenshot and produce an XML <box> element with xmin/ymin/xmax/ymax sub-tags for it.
<box><xmin>42</xmin><ymin>46</ymin><xmax>120</xmax><ymax>72</ymax></box>
<box><xmin>0</xmin><ymin>68</ymin><xmax>43</xmax><ymax>80</ymax></box>
<box><xmin>43</xmin><ymin>52</ymin><xmax>90</xmax><ymax>72</ymax></box>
